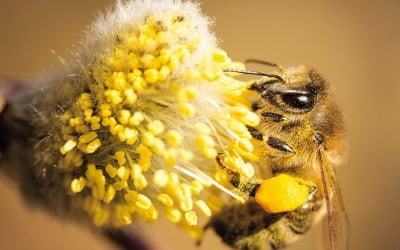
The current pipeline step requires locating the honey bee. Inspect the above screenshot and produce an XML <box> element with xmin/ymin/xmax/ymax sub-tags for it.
<box><xmin>206</xmin><ymin>60</ymin><xmax>349</xmax><ymax>250</ymax></box>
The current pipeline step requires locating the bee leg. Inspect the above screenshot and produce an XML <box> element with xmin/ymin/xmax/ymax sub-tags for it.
<box><xmin>260</xmin><ymin>111</ymin><xmax>287</xmax><ymax>123</ymax></box>
<box><xmin>216</xmin><ymin>153</ymin><xmax>261</xmax><ymax>197</ymax></box>
<box><xmin>266</xmin><ymin>136</ymin><xmax>295</xmax><ymax>153</ymax></box>
<box><xmin>216</xmin><ymin>153</ymin><xmax>241</xmax><ymax>185</ymax></box>
<box><xmin>246</xmin><ymin>125</ymin><xmax>263</xmax><ymax>141</ymax></box>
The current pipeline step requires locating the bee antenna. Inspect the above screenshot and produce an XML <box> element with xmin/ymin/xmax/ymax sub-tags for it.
<box><xmin>223</xmin><ymin>68</ymin><xmax>283</xmax><ymax>82</ymax></box>
<box><xmin>245</xmin><ymin>59</ymin><xmax>283</xmax><ymax>72</ymax></box>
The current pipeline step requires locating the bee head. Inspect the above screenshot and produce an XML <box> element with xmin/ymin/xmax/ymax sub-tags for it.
<box><xmin>246</xmin><ymin>66</ymin><xmax>327</xmax><ymax>114</ymax></box>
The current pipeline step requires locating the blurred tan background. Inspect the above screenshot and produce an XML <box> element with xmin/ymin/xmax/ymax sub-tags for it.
<box><xmin>0</xmin><ymin>0</ymin><xmax>399</xmax><ymax>249</ymax></box>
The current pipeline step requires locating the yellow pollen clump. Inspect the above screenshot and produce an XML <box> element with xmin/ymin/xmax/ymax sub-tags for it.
<box><xmin>255</xmin><ymin>174</ymin><xmax>309</xmax><ymax>213</ymax></box>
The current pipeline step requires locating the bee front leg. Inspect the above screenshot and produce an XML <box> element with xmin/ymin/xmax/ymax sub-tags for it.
<box><xmin>216</xmin><ymin>153</ymin><xmax>261</xmax><ymax>197</ymax></box>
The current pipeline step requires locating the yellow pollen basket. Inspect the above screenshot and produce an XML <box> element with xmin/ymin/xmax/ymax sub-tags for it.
<box><xmin>255</xmin><ymin>174</ymin><xmax>309</xmax><ymax>213</ymax></box>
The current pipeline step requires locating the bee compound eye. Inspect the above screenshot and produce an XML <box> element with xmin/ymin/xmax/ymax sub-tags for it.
<box><xmin>281</xmin><ymin>92</ymin><xmax>315</xmax><ymax>110</ymax></box>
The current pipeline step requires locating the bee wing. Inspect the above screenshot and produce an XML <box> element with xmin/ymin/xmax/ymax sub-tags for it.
<box><xmin>318</xmin><ymin>151</ymin><xmax>350</xmax><ymax>250</ymax></box>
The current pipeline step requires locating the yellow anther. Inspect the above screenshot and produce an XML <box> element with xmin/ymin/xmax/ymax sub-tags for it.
<box><xmin>85</xmin><ymin>164</ymin><xmax>97</xmax><ymax>181</ymax></box>
<box><xmin>124</xmin><ymin>127</ymin><xmax>138</xmax><ymax>145</ymax></box>
<box><xmin>237</xmin><ymin>139</ymin><xmax>254</xmax><ymax>152</ymax></box>
<box><xmin>179</xmin><ymin>103</ymin><xmax>196</xmax><ymax>117</ymax></box>
<box><xmin>184</xmin><ymin>211</ymin><xmax>198</xmax><ymax>226</ymax></box>
<box><xmin>148</xmin><ymin>120</ymin><xmax>165</xmax><ymax>135</ymax></box>
<box><xmin>100</xmin><ymin>109</ymin><xmax>112</xmax><ymax>118</ymax></box>
<box><xmin>166</xmin><ymin>130</ymin><xmax>182</xmax><ymax>146</ymax></box>
<box><xmin>184</xmin><ymin>86</ymin><xmax>197</xmax><ymax>100</ymax></box>
<box><xmin>114</xmin><ymin>46</ymin><xmax>127</xmax><ymax>59</ymax></box>
<box><xmin>174</xmin><ymin>45</ymin><xmax>190</xmax><ymax>59</ymax></box>
<box><xmin>115</xmin><ymin>151</ymin><xmax>126</xmax><ymax>166</ymax></box>
<box><xmin>133</xmin><ymin>76</ymin><xmax>147</xmax><ymax>90</ymax></box>
<box><xmin>100</xmin><ymin>103</ymin><xmax>111</xmax><ymax>110</ymax></box>
<box><xmin>76</xmin><ymin>124</ymin><xmax>90</xmax><ymax>134</ymax></box>
<box><xmin>212</xmin><ymin>49</ymin><xmax>228</xmax><ymax>63</ymax></box>
<box><xmin>151</xmin><ymin>138</ymin><xmax>165</xmax><ymax>155</ymax></box>
<box><xmin>124</xmin><ymin>88</ymin><xmax>137</xmax><ymax>104</ymax></box>
<box><xmin>177</xmin><ymin>184</ymin><xmax>193</xmax><ymax>211</ymax></box>
<box><xmin>202</xmin><ymin>68</ymin><xmax>217</xmax><ymax>82</ymax></box>
<box><xmin>141</xmin><ymin>54</ymin><xmax>156</xmax><ymax>68</ymax></box>
<box><xmin>153</xmin><ymin>169</ymin><xmax>169</xmax><ymax>188</ymax></box>
<box><xmin>223</xmin><ymin>155</ymin><xmax>244</xmax><ymax>172</ymax></box>
<box><xmin>130</xmin><ymin>163</ymin><xmax>142</xmax><ymax>180</ymax></box>
<box><xmin>147</xmin><ymin>206</ymin><xmax>159</xmax><ymax>221</ymax></box>
<box><xmin>195</xmin><ymin>134</ymin><xmax>215</xmax><ymax>148</ymax></box>
<box><xmin>241</xmin><ymin>163</ymin><xmax>255</xmax><ymax>179</ymax></box>
<box><xmin>128</xmin><ymin>52</ymin><xmax>140</xmax><ymax>69</ymax></box>
<box><xmin>158</xmin><ymin>49</ymin><xmax>170</xmax><ymax>64</ymax></box>
<box><xmin>93</xmin><ymin>208</ymin><xmax>109</xmax><ymax>227</ymax></box>
<box><xmin>190</xmin><ymin>181</ymin><xmax>203</xmax><ymax>194</ymax></box>
<box><xmin>124</xmin><ymin>190</ymin><xmax>138</xmax><ymax>203</ymax></box>
<box><xmin>86</xmin><ymin>138</ymin><xmax>102</xmax><ymax>154</ymax></box>
<box><xmin>103</xmin><ymin>185</ymin><xmax>116</xmax><ymax>203</ymax></box>
<box><xmin>99</xmin><ymin>103</ymin><xmax>111</xmax><ymax>116</ymax></box>
<box><xmin>164</xmin><ymin>150</ymin><xmax>177</xmax><ymax>166</ymax></box>
<box><xmin>177</xmin><ymin>149</ymin><xmax>193</xmax><ymax>162</ymax></box>
<box><xmin>127</xmin><ymin>72</ymin><xmax>137</xmax><ymax>83</ymax></box>
<box><xmin>105</xmin><ymin>89</ymin><xmax>123</xmax><ymax>105</ymax></box>
<box><xmin>226</xmin><ymin>119</ymin><xmax>249</xmax><ymax>135</ymax></box>
<box><xmin>136</xmin><ymin>194</ymin><xmax>152</xmax><ymax>210</ymax></box>
<box><xmin>143</xmin><ymin>132</ymin><xmax>155</xmax><ymax>146</ymax></box>
<box><xmin>194</xmin><ymin>122</ymin><xmax>211</xmax><ymax>135</ymax></box>
<box><xmin>105</xmin><ymin>164</ymin><xmax>118</xmax><ymax>178</ymax></box>
<box><xmin>241</xmin><ymin>112</ymin><xmax>260</xmax><ymax>127</ymax></box>
<box><xmin>134</xmin><ymin>174</ymin><xmax>148</xmax><ymax>190</ymax></box>
<box><xmin>117</xmin><ymin>166</ymin><xmax>130</xmax><ymax>180</ymax></box>
<box><xmin>83</xmin><ymin>109</ymin><xmax>94</xmax><ymax>117</ymax></box>
<box><xmin>157</xmin><ymin>193</ymin><xmax>174</xmax><ymax>207</ymax></box>
<box><xmin>70</xmin><ymin>177</ymin><xmax>86</xmax><ymax>193</ymax></box>
<box><xmin>202</xmin><ymin>147</ymin><xmax>217</xmax><ymax>158</ymax></box>
<box><xmin>110</xmin><ymin>124</ymin><xmax>124</xmax><ymax>135</ymax></box>
<box><xmin>60</xmin><ymin>139</ymin><xmax>77</xmax><ymax>155</ymax></box>
<box><xmin>185</xmin><ymin>68</ymin><xmax>201</xmax><ymax>81</ymax></box>
<box><xmin>144</xmin><ymin>69</ymin><xmax>159</xmax><ymax>84</ymax></box>
<box><xmin>94</xmin><ymin>169</ymin><xmax>106</xmax><ymax>187</ymax></box>
<box><xmin>165</xmin><ymin>207</ymin><xmax>181</xmax><ymax>223</ymax></box>
<box><xmin>158</xmin><ymin>65</ymin><xmax>171</xmax><ymax>81</ymax></box>
<box><xmin>61</xmin><ymin>111</ymin><xmax>72</xmax><ymax>122</ymax></box>
<box><xmin>144</xmin><ymin>37</ymin><xmax>157</xmax><ymax>53</ymax></box>
<box><xmin>118</xmin><ymin>110</ymin><xmax>131</xmax><ymax>125</ymax></box>
<box><xmin>129</xmin><ymin>112</ymin><xmax>145</xmax><ymax>126</ymax></box>
<box><xmin>79</xmin><ymin>131</ymin><xmax>97</xmax><ymax>144</ymax></box>
<box><xmin>108</xmin><ymin>58</ymin><xmax>123</xmax><ymax>70</ymax></box>
<box><xmin>114</xmin><ymin>180</ymin><xmax>128</xmax><ymax>190</ymax></box>
<box><xmin>113</xmin><ymin>74</ymin><xmax>128</xmax><ymax>90</ymax></box>
<box><xmin>168</xmin><ymin>54</ymin><xmax>180</xmax><ymax>70</ymax></box>
<box><xmin>195</xmin><ymin>200</ymin><xmax>211</xmax><ymax>217</ymax></box>
<box><xmin>91</xmin><ymin>123</ymin><xmax>100</xmax><ymax>130</ymax></box>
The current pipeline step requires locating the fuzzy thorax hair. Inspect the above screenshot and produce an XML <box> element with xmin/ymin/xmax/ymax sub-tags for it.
<box><xmin>1</xmin><ymin>0</ymin><xmax>261</xmax><ymax>238</ymax></box>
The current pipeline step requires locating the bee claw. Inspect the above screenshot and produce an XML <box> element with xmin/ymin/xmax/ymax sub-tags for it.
<box><xmin>266</xmin><ymin>137</ymin><xmax>295</xmax><ymax>153</ymax></box>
